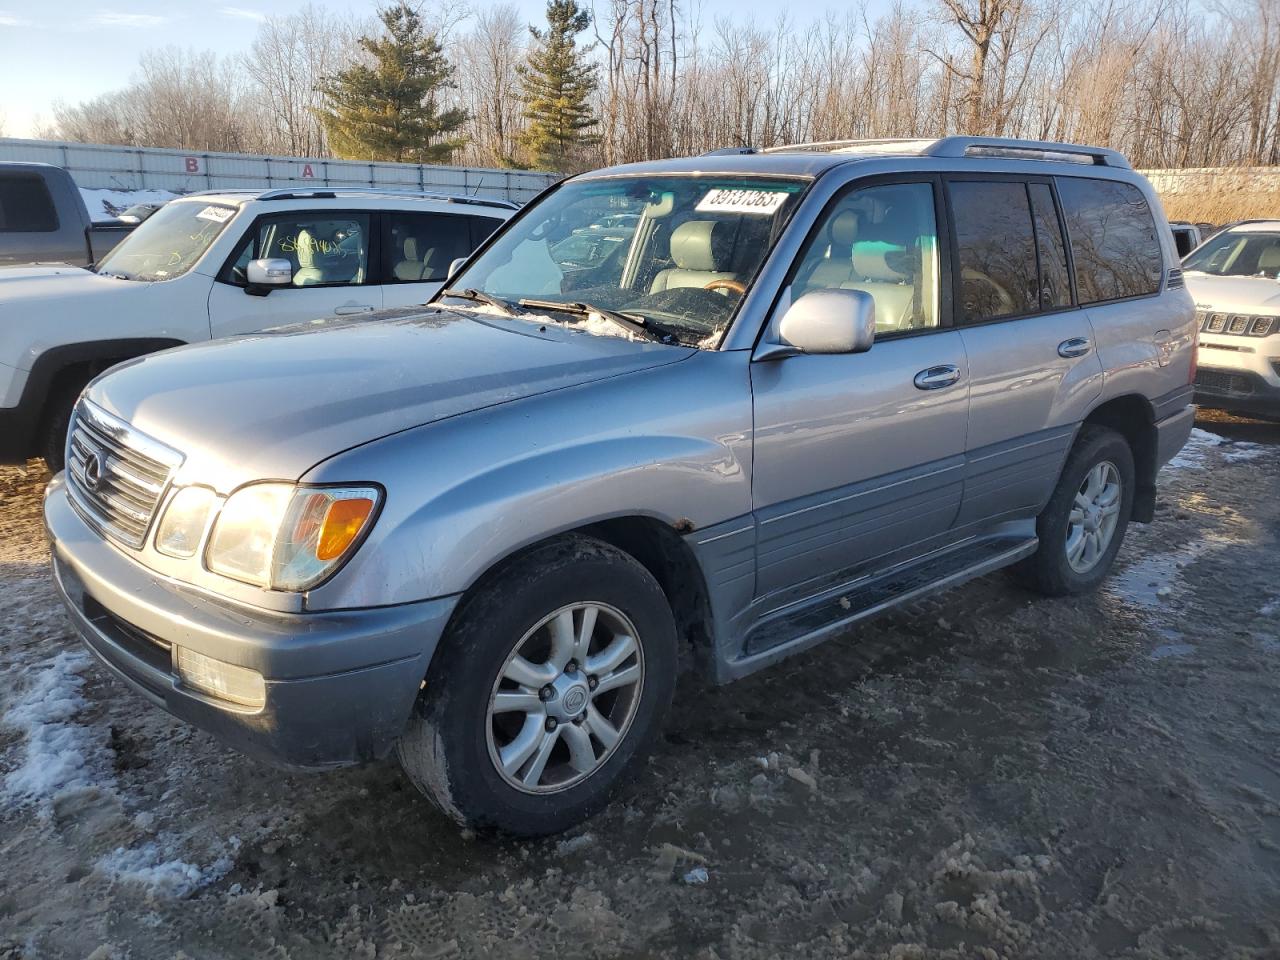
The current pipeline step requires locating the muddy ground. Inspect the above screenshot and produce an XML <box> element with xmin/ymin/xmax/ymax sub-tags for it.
<box><xmin>1</xmin><ymin>410</ymin><xmax>1279</xmax><ymax>960</ymax></box>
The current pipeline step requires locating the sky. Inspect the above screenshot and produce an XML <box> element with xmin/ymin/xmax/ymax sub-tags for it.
<box><xmin>0</xmin><ymin>0</ymin><xmax>857</xmax><ymax>139</ymax></box>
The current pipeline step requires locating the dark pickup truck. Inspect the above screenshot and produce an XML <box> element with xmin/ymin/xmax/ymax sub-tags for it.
<box><xmin>0</xmin><ymin>162</ymin><xmax>134</xmax><ymax>266</ymax></box>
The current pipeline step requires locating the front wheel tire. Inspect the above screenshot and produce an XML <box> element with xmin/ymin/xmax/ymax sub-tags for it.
<box><xmin>1015</xmin><ymin>425</ymin><xmax>1135</xmax><ymax>597</ymax></box>
<box><xmin>397</xmin><ymin>535</ymin><xmax>677</xmax><ymax>836</ymax></box>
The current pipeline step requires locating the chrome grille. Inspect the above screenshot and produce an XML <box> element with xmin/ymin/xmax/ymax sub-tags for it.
<box><xmin>1229</xmin><ymin>314</ymin><xmax>1249</xmax><ymax>333</ymax></box>
<box><xmin>66</xmin><ymin>400</ymin><xmax>184</xmax><ymax>550</ymax></box>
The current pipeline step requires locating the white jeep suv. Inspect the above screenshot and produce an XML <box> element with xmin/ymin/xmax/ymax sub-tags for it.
<box><xmin>1183</xmin><ymin>220</ymin><xmax>1280</xmax><ymax>418</ymax></box>
<box><xmin>0</xmin><ymin>188</ymin><xmax>514</xmax><ymax>468</ymax></box>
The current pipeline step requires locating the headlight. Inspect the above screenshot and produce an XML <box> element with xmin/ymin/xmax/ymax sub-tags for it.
<box><xmin>205</xmin><ymin>483</ymin><xmax>381</xmax><ymax>591</ymax></box>
<box><xmin>155</xmin><ymin>486</ymin><xmax>218</xmax><ymax>558</ymax></box>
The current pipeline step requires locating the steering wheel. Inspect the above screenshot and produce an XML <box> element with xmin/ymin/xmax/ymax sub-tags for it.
<box><xmin>704</xmin><ymin>278</ymin><xmax>747</xmax><ymax>296</ymax></box>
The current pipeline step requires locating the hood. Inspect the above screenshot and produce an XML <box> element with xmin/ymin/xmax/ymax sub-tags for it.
<box><xmin>0</xmin><ymin>264</ymin><xmax>128</xmax><ymax>300</ymax></box>
<box><xmin>1185</xmin><ymin>271</ymin><xmax>1280</xmax><ymax>312</ymax></box>
<box><xmin>89</xmin><ymin>307</ymin><xmax>693</xmax><ymax>487</ymax></box>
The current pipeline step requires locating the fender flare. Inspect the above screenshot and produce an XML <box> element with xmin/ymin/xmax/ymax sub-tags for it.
<box><xmin>0</xmin><ymin>338</ymin><xmax>186</xmax><ymax>463</ymax></box>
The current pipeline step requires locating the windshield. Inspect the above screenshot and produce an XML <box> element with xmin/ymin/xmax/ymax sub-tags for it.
<box><xmin>1183</xmin><ymin>230</ymin><xmax>1280</xmax><ymax>279</ymax></box>
<box><xmin>95</xmin><ymin>201</ymin><xmax>236</xmax><ymax>280</ymax></box>
<box><xmin>445</xmin><ymin>175</ymin><xmax>808</xmax><ymax>345</ymax></box>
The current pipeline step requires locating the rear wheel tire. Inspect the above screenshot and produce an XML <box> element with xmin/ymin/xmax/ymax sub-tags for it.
<box><xmin>1014</xmin><ymin>425</ymin><xmax>1135</xmax><ymax>597</ymax></box>
<box><xmin>397</xmin><ymin>534</ymin><xmax>677</xmax><ymax>837</ymax></box>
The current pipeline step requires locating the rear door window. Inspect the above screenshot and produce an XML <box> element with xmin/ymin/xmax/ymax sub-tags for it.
<box><xmin>0</xmin><ymin>175</ymin><xmax>58</xmax><ymax>232</ymax></box>
<box><xmin>384</xmin><ymin>212</ymin><xmax>476</xmax><ymax>283</ymax></box>
<box><xmin>1056</xmin><ymin>178</ymin><xmax>1162</xmax><ymax>303</ymax></box>
<box><xmin>949</xmin><ymin>181</ymin><xmax>1039</xmax><ymax>322</ymax></box>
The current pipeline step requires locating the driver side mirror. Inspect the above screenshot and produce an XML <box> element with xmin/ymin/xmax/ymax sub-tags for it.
<box><xmin>245</xmin><ymin>258</ymin><xmax>292</xmax><ymax>295</ymax></box>
<box><xmin>448</xmin><ymin>257</ymin><xmax>467</xmax><ymax>281</ymax></box>
<box><xmin>763</xmin><ymin>288</ymin><xmax>876</xmax><ymax>358</ymax></box>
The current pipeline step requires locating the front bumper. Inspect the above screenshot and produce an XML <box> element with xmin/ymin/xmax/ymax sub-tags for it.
<box><xmin>1194</xmin><ymin>365</ymin><xmax>1280</xmax><ymax>417</ymax></box>
<box><xmin>44</xmin><ymin>475</ymin><xmax>458</xmax><ymax>768</ymax></box>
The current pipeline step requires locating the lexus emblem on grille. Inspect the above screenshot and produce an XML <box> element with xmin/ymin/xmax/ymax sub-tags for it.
<box><xmin>82</xmin><ymin>452</ymin><xmax>102</xmax><ymax>491</ymax></box>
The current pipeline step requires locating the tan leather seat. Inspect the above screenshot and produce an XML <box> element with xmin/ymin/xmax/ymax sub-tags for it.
<box><xmin>394</xmin><ymin>237</ymin><xmax>428</xmax><ymax>281</ymax></box>
<box><xmin>650</xmin><ymin>221</ymin><xmax>735</xmax><ymax>292</ymax></box>
<box><xmin>806</xmin><ymin>210</ymin><xmax>860</xmax><ymax>289</ymax></box>
<box><xmin>844</xmin><ymin>245</ymin><xmax>916</xmax><ymax>330</ymax></box>
<box><xmin>1257</xmin><ymin>245</ymin><xmax>1280</xmax><ymax>275</ymax></box>
<box><xmin>293</xmin><ymin>229</ymin><xmax>326</xmax><ymax>286</ymax></box>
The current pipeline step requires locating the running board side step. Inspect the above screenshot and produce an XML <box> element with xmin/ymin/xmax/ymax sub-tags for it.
<box><xmin>726</xmin><ymin>537</ymin><xmax>1038</xmax><ymax>681</ymax></box>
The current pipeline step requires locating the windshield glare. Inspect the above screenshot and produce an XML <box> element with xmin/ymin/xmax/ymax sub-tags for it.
<box><xmin>96</xmin><ymin>201</ymin><xmax>236</xmax><ymax>280</ymax></box>
<box><xmin>1183</xmin><ymin>230</ymin><xmax>1280</xmax><ymax>279</ymax></box>
<box><xmin>447</xmin><ymin>176</ymin><xmax>808</xmax><ymax>344</ymax></box>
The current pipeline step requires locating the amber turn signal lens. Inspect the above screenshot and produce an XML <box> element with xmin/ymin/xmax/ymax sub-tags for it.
<box><xmin>316</xmin><ymin>497</ymin><xmax>376</xmax><ymax>561</ymax></box>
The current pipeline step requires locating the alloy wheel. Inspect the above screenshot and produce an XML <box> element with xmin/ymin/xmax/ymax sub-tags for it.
<box><xmin>1065</xmin><ymin>460</ymin><xmax>1122</xmax><ymax>573</ymax></box>
<box><xmin>486</xmin><ymin>602</ymin><xmax>645</xmax><ymax>794</ymax></box>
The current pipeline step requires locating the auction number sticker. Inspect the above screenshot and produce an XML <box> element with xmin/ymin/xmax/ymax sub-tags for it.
<box><xmin>196</xmin><ymin>205</ymin><xmax>235</xmax><ymax>223</ymax></box>
<box><xmin>695</xmin><ymin>188</ymin><xmax>789</xmax><ymax>215</ymax></box>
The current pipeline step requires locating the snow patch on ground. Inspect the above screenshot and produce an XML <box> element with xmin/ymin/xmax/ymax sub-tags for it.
<box><xmin>1164</xmin><ymin>428</ymin><xmax>1272</xmax><ymax>470</ymax></box>
<box><xmin>1164</xmin><ymin>428</ymin><xmax>1227</xmax><ymax>470</ymax></box>
<box><xmin>78</xmin><ymin>188</ymin><xmax>178</xmax><ymax>222</ymax></box>
<box><xmin>96</xmin><ymin>837</ymin><xmax>237</xmax><ymax>899</ymax></box>
<box><xmin>1</xmin><ymin>651</ymin><xmax>112</xmax><ymax>810</ymax></box>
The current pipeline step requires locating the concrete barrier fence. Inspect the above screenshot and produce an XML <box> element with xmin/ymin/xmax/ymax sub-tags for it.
<box><xmin>0</xmin><ymin>138</ymin><xmax>560</xmax><ymax>205</ymax></box>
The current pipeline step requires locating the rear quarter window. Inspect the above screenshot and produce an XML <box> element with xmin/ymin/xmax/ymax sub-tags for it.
<box><xmin>1057</xmin><ymin>178</ymin><xmax>1163</xmax><ymax>303</ymax></box>
<box><xmin>0</xmin><ymin>175</ymin><xmax>59</xmax><ymax>233</ymax></box>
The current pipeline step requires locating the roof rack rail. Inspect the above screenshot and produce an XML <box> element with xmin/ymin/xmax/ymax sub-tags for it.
<box><xmin>762</xmin><ymin>135</ymin><xmax>1131</xmax><ymax>168</ymax></box>
<box><xmin>701</xmin><ymin>147</ymin><xmax>757</xmax><ymax>156</ymax></box>
<box><xmin>921</xmin><ymin>136</ymin><xmax>1131</xmax><ymax>168</ymax></box>
<box><xmin>257</xmin><ymin>188</ymin><xmax>338</xmax><ymax>200</ymax></box>
<box><xmin>761</xmin><ymin>137</ymin><xmax>937</xmax><ymax>155</ymax></box>
<box><xmin>253</xmin><ymin>186</ymin><xmax>519</xmax><ymax>209</ymax></box>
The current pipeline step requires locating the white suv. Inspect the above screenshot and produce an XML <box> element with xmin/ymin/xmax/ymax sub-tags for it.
<box><xmin>0</xmin><ymin>188</ymin><xmax>514</xmax><ymax>467</ymax></box>
<box><xmin>1183</xmin><ymin>220</ymin><xmax>1280</xmax><ymax>418</ymax></box>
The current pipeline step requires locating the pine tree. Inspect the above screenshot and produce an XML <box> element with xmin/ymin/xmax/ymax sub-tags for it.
<box><xmin>518</xmin><ymin>0</ymin><xmax>600</xmax><ymax>171</ymax></box>
<box><xmin>318</xmin><ymin>3</ymin><xmax>467</xmax><ymax>163</ymax></box>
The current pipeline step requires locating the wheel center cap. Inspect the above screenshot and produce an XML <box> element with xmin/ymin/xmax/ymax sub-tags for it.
<box><xmin>546</xmin><ymin>673</ymin><xmax>590</xmax><ymax>722</ymax></box>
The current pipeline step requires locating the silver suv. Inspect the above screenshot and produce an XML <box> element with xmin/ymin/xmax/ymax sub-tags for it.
<box><xmin>45</xmin><ymin>137</ymin><xmax>1196</xmax><ymax>836</ymax></box>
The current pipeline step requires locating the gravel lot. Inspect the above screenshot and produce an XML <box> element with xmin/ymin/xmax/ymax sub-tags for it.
<box><xmin>2</xmin><ymin>410</ymin><xmax>1278</xmax><ymax>960</ymax></box>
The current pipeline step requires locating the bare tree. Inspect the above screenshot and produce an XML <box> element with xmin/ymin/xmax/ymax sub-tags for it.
<box><xmin>457</xmin><ymin>4</ymin><xmax>526</xmax><ymax>166</ymax></box>
<box><xmin>242</xmin><ymin>4</ymin><xmax>360</xmax><ymax>157</ymax></box>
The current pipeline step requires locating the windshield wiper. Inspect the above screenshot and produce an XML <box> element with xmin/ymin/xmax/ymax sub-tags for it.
<box><xmin>517</xmin><ymin>298</ymin><xmax>674</xmax><ymax>344</ymax></box>
<box><xmin>441</xmin><ymin>287</ymin><xmax>517</xmax><ymax>315</ymax></box>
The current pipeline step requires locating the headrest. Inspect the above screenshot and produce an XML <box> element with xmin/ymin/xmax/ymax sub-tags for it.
<box><xmin>828</xmin><ymin>210</ymin><xmax>859</xmax><ymax>250</ymax></box>
<box><xmin>295</xmin><ymin>229</ymin><xmax>316</xmax><ymax>268</ymax></box>
<box><xmin>852</xmin><ymin>242</ymin><xmax>908</xmax><ymax>282</ymax></box>
<box><xmin>404</xmin><ymin>236</ymin><xmax>419</xmax><ymax>261</ymax></box>
<box><xmin>1258</xmin><ymin>245</ymin><xmax>1280</xmax><ymax>271</ymax></box>
<box><xmin>669</xmin><ymin>220</ymin><xmax>727</xmax><ymax>272</ymax></box>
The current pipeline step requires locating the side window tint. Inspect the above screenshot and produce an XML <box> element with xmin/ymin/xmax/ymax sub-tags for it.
<box><xmin>0</xmin><ymin>175</ymin><xmax>58</xmax><ymax>233</ymax></box>
<box><xmin>386</xmin><ymin>212</ymin><xmax>473</xmax><ymax>282</ymax></box>
<box><xmin>950</xmin><ymin>181</ymin><xmax>1038</xmax><ymax>322</ymax></box>
<box><xmin>244</xmin><ymin>213</ymin><xmax>371</xmax><ymax>288</ymax></box>
<box><xmin>1029</xmin><ymin>183</ymin><xmax>1071</xmax><ymax>310</ymax></box>
<box><xmin>792</xmin><ymin>181</ymin><xmax>940</xmax><ymax>333</ymax></box>
<box><xmin>1056</xmin><ymin>178</ymin><xmax>1162</xmax><ymax>303</ymax></box>
<box><xmin>471</xmin><ymin>217</ymin><xmax>504</xmax><ymax>248</ymax></box>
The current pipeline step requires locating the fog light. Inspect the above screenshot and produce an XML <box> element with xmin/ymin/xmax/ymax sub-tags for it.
<box><xmin>175</xmin><ymin>647</ymin><xmax>266</xmax><ymax>708</ymax></box>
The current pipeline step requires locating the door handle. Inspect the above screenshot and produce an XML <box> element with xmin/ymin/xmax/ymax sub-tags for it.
<box><xmin>913</xmin><ymin>364</ymin><xmax>961</xmax><ymax>390</ymax></box>
<box><xmin>1057</xmin><ymin>337</ymin><xmax>1092</xmax><ymax>359</ymax></box>
<box><xmin>334</xmin><ymin>305</ymin><xmax>376</xmax><ymax>316</ymax></box>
